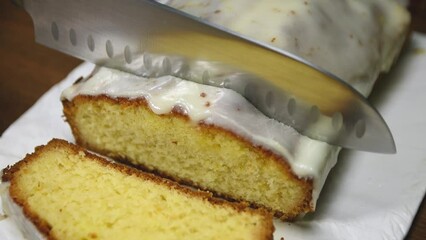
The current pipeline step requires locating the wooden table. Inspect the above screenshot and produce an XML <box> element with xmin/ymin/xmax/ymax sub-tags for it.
<box><xmin>0</xmin><ymin>1</ymin><xmax>425</xmax><ymax>239</ymax></box>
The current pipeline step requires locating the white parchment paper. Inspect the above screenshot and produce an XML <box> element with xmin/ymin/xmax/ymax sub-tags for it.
<box><xmin>1</xmin><ymin>33</ymin><xmax>425</xmax><ymax>240</ymax></box>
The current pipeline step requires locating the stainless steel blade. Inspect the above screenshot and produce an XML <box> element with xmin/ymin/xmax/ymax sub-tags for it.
<box><xmin>18</xmin><ymin>0</ymin><xmax>395</xmax><ymax>153</ymax></box>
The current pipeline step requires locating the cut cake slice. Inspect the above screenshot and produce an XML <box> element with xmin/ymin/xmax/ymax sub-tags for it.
<box><xmin>62</xmin><ymin>80</ymin><xmax>318</xmax><ymax>220</ymax></box>
<box><xmin>1</xmin><ymin>139</ymin><xmax>273</xmax><ymax>240</ymax></box>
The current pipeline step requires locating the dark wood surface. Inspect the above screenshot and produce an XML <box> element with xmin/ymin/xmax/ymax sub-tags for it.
<box><xmin>0</xmin><ymin>1</ymin><xmax>425</xmax><ymax>239</ymax></box>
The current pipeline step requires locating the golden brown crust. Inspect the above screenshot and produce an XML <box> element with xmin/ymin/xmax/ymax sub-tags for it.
<box><xmin>62</xmin><ymin>94</ymin><xmax>314</xmax><ymax>220</ymax></box>
<box><xmin>3</xmin><ymin>139</ymin><xmax>274</xmax><ymax>240</ymax></box>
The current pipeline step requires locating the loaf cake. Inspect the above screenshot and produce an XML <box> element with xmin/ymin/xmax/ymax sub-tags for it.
<box><xmin>1</xmin><ymin>139</ymin><xmax>273</xmax><ymax>240</ymax></box>
<box><xmin>62</xmin><ymin>0</ymin><xmax>410</xmax><ymax>220</ymax></box>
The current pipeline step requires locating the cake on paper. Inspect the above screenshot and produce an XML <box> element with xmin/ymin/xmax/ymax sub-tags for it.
<box><xmin>1</xmin><ymin>139</ymin><xmax>274</xmax><ymax>240</ymax></box>
<box><xmin>60</xmin><ymin>0</ymin><xmax>410</xmax><ymax>220</ymax></box>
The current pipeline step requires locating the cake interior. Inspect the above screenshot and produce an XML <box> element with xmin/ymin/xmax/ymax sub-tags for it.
<box><xmin>4</xmin><ymin>139</ymin><xmax>273</xmax><ymax>240</ymax></box>
<box><xmin>64</xmin><ymin>95</ymin><xmax>313</xmax><ymax>220</ymax></box>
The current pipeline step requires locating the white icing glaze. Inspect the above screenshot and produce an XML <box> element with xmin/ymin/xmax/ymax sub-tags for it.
<box><xmin>62</xmin><ymin>67</ymin><xmax>337</xmax><ymax>203</ymax></box>
<box><xmin>0</xmin><ymin>183</ymin><xmax>45</xmax><ymax>240</ymax></box>
<box><xmin>160</xmin><ymin>0</ymin><xmax>409</xmax><ymax>96</ymax></box>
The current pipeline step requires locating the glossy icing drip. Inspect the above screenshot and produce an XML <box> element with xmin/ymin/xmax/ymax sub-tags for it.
<box><xmin>61</xmin><ymin>67</ymin><xmax>338</xmax><ymax>203</ymax></box>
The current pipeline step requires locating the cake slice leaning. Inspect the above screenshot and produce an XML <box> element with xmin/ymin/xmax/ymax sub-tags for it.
<box><xmin>1</xmin><ymin>139</ymin><xmax>273</xmax><ymax>240</ymax></box>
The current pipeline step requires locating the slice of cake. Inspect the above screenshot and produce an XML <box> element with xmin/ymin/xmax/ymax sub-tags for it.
<box><xmin>62</xmin><ymin>69</ymin><xmax>329</xmax><ymax>220</ymax></box>
<box><xmin>62</xmin><ymin>0</ymin><xmax>410</xmax><ymax>220</ymax></box>
<box><xmin>1</xmin><ymin>139</ymin><xmax>274</xmax><ymax>240</ymax></box>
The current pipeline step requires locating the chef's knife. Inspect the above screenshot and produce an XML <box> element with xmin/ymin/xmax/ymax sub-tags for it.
<box><xmin>15</xmin><ymin>0</ymin><xmax>396</xmax><ymax>153</ymax></box>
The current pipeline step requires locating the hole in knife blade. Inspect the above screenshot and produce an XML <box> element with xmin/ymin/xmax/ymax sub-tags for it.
<box><xmin>51</xmin><ymin>22</ymin><xmax>59</xmax><ymax>41</ymax></box>
<box><xmin>355</xmin><ymin>119</ymin><xmax>366</xmax><ymax>138</ymax></box>
<box><xmin>87</xmin><ymin>35</ymin><xmax>95</xmax><ymax>52</ymax></box>
<box><xmin>265</xmin><ymin>91</ymin><xmax>274</xmax><ymax>110</ymax></box>
<box><xmin>124</xmin><ymin>46</ymin><xmax>132</xmax><ymax>64</ymax></box>
<box><xmin>162</xmin><ymin>57</ymin><xmax>171</xmax><ymax>74</ymax></box>
<box><xmin>143</xmin><ymin>54</ymin><xmax>152</xmax><ymax>70</ymax></box>
<box><xmin>202</xmin><ymin>71</ymin><xmax>210</xmax><ymax>84</ymax></box>
<box><xmin>287</xmin><ymin>98</ymin><xmax>296</xmax><ymax>116</ymax></box>
<box><xmin>178</xmin><ymin>64</ymin><xmax>189</xmax><ymax>78</ymax></box>
<box><xmin>244</xmin><ymin>84</ymin><xmax>256</xmax><ymax>101</ymax></box>
<box><xmin>106</xmin><ymin>40</ymin><xmax>114</xmax><ymax>58</ymax></box>
<box><xmin>309</xmin><ymin>105</ymin><xmax>320</xmax><ymax>123</ymax></box>
<box><xmin>69</xmin><ymin>28</ymin><xmax>77</xmax><ymax>46</ymax></box>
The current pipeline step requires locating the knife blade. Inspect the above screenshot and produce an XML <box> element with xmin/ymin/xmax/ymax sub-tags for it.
<box><xmin>17</xmin><ymin>0</ymin><xmax>395</xmax><ymax>153</ymax></box>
